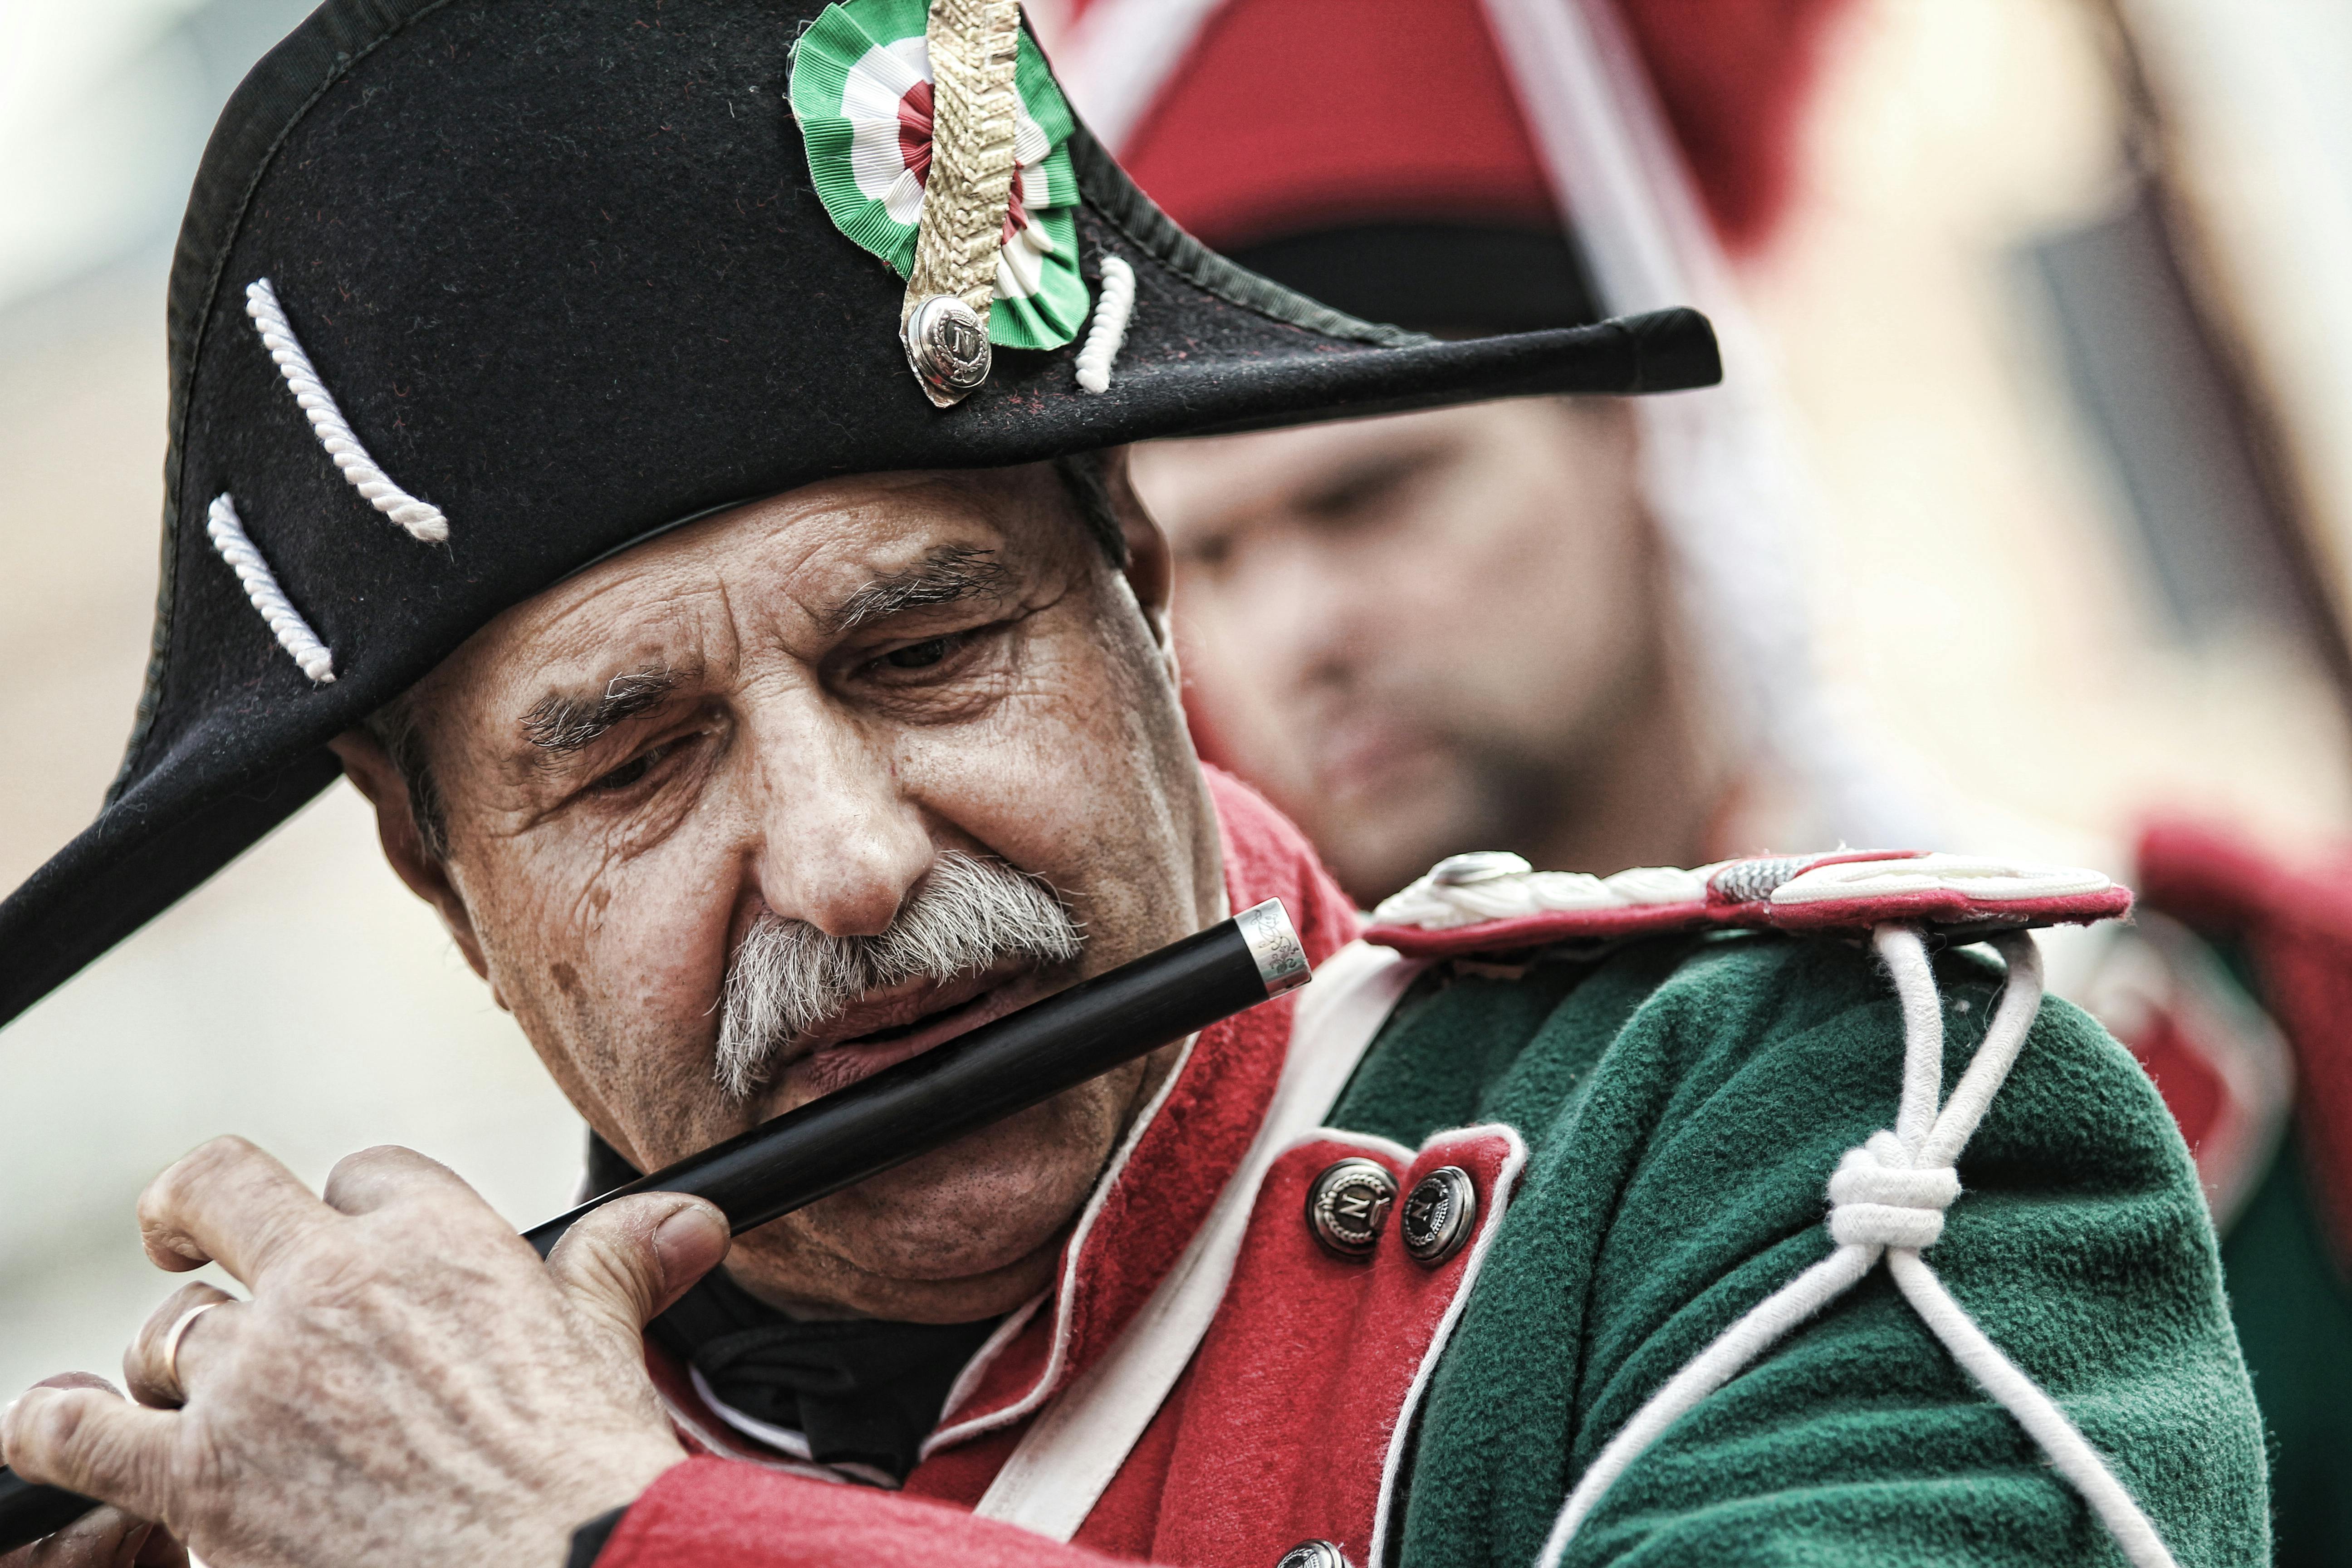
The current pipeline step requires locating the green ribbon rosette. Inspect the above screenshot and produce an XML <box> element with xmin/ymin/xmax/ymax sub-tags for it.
<box><xmin>790</xmin><ymin>0</ymin><xmax>1088</xmax><ymax>352</ymax></box>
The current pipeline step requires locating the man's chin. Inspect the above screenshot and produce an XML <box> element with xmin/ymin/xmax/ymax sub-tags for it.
<box><xmin>1319</xmin><ymin>789</ymin><xmax>1494</xmax><ymax>903</ymax></box>
<box><xmin>730</xmin><ymin>1095</ymin><xmax>1124</xmax><ymax>1305</ymax></box>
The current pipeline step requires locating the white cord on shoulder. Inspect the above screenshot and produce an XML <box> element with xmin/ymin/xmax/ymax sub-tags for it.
<box><xmin>1074</xmin><ymin>256</ymin><xmax>1135</xmax><ymax>394</ymax></box>
<box><xmin>244</xmin><ymin>278</ymin><xmax>449</xmax><ymax>544</ymax></box>
<box><xmin>205</xmin><ymin>494</ymin><xmax>335</xmax><ymax>684</ymax></box>
<box><xmin>1536</xmin><ymin>926</ymin><xmax>2180</xmax><ymax>1568</ymax></box>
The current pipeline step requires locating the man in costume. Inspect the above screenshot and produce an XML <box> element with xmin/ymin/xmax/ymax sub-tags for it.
<box><xmin>1052</xmin><ymin>4</ymin><xmax>2352</xmax><ymax>1558</ymax></box>
<box><xmin>0</xmin><ymin>2</ymin><xmax>2263</xmax><ymax>1566</ymax></box>
<box><xmin>1050</xmin><ymin>0</ymin><xmax>1898</xmax><ymax>905</ymax></box>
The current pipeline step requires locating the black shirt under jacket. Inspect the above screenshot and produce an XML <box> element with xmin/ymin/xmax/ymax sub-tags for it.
<box><xmin>583</xmin><ymin>1134</ymin><xmax>1003</xmax><ymax>1485</ymax></box>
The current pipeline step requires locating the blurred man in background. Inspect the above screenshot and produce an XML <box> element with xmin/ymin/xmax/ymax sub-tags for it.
<box><xmin>1059</xmin><ymin>0</ymin><xmax>1869</xmax><ymax>906</ymax></box>
<box><xmin>1043</xmin><ymin>0</ymin><xmax>2352</xmax><ymax>1561</ymax></box>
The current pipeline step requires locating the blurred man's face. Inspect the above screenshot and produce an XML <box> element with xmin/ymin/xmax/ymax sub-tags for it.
<box><xmin>1132</xmin><ymin>399</ymin><xmax>1660</xmax><ymax>904</ymax></box>
<box><xmin>338</xmin><ymin>464</ymin><xmax>1221</xmax><ymax>1323</ymax></box>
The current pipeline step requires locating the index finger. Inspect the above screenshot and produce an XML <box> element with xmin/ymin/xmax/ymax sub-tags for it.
<box><xmin>135</xmin><ymin>1137</ymin><xmax>335</xmax><ymax>1286</ymax></box>
<box><xmin>0</xmin><ymin>1376</ymin><xmax>120</xmax><ymax>1469</ymax></box>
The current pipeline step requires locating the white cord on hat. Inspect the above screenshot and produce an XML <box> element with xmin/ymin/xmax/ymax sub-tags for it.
<box><xmin>244</xmin><ymin>278</ymin><xmax>449</xmax><ymax>544</ymax></box>
<box><xmin>1075</xmin><ymin>256</ymin><xmax>1135</xmax><ymax>393</ymax></box>
<box><xmin>205</xmin><ymin>494</ymin><xmax>335</xmax><ymax>684</ymax></box>
<box><xmin>1536</xmin><ymin>926</ymin><xmax>2180</xmax><ymax>1568</ymax></box>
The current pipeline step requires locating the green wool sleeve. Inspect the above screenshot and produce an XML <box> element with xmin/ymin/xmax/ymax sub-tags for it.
<box><xmin>1378</xmin><ymin>934</ymin><xmax>2268</xmax><ymax>1568</ymax></box>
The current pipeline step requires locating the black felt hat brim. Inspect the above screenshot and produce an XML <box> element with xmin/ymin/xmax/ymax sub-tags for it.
<box><xmin>0</xmin><ymin>0</ymin><xmax>1717</xmax><ymax>1029</ymax></box>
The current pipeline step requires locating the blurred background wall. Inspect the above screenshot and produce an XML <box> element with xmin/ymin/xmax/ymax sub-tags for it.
<box><xmin>3</xmin><ymin>0</ymin><xmax>2349</xmax><ymax>1403</ymax></box>
<box><xmin>1742</xmin><ymin>0</ymin><xmax>2352</xmax><ymax>859</ymax></box>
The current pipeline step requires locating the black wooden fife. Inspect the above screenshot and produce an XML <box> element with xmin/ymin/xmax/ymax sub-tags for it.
<box><xmin>0</xmin><ymin>901</ymin><xmax>1310</xmax><ymax>1550</ymax></box>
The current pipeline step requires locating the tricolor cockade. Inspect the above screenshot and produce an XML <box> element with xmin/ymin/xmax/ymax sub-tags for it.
<box><xmin>790</xmin><ymin>0</ymin><xmax>1088</xmax><ymax>353</ymax></box>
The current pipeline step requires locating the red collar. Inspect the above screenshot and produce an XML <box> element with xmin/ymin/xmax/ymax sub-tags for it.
<box><xmin>920</xmin><ymin>767</ymin><xmax>1361</xmax><ymax>1455</ymax></box>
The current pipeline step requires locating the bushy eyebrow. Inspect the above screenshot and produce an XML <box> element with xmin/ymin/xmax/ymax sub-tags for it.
<box><xmin>520</xmin><ymin>665</ymin><xmax>681</xmax><ymax>755</ymax></box>
<box><xmin>828</xmin><ymin>544</ymin><xmax>1014</xmax><ymax>632</ymax></box>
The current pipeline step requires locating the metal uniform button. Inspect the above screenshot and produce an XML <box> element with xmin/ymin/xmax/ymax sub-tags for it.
<box><xmin>1275</xmin><ymin>1541</ymin><xmax>1349</xmax><ymax>1568</ymax></box>
<box><xmin>1305</xmin><ymin>1158</ymin><xmax>1397</xmax><ymax>1259</ymax></box>
<box><xmin>1428</xmin><ymin>849</ymin><xmax>1532</xmax><ymax>887</ymax></box>
<box><xmin>1400</xmin><ymin>1165</ymin><xmax>1477</xmax><ymax>1265</ymax></box>
<box><xmin>903</xmin><ymin>293</ymin><xmax>992</xmax><ymax>400</ymax></box>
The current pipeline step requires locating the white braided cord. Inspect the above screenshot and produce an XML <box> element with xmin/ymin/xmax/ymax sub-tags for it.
<box><xmin>1885</xmin><ymin>1251</ymin><xmax>2180</xmax><ymax>1566</ymax></box>
<box><xmin>1074</xmin><ymin>256</ymin><xmax>1135</xmax><ymax>393</ymax></box>
<box><xmin>1372</xmin><ymin>857</ymin><xmax>1702</xmax><ymax>931</ymax></box>
<box><xmin>244</xmin><ymin>278</ymin><xmax>449</xmax><ymax>543</ymax></box>
<box><xmin>205</xmin><ymin>494</ymin><xmax>334</xmax><ymax>684</ymax></box>
<box><xmin>1881</xmin><ymin>922</ymin><xmax>1949</xmax><ymax>1151</ymax></box>
<box><xmin>1535</xmin><ymin>926</ymin><xmax>2179</xmax><ymax>1568</ymax></box>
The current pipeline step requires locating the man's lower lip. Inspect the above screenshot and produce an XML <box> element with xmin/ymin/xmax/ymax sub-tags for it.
<box><xmin>790</xmin><ymin>988</ymin><xmax>1003</xmax><ymax>1098</ymax></box>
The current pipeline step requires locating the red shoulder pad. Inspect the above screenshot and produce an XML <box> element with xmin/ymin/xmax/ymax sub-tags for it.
<box><xmin>1360</xmin><ymin>849</ymin><xmax>2133</xmax><ymax>960</ymax></box>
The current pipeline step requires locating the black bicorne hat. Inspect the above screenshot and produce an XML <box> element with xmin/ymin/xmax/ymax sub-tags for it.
<box><xmin>0</xmin><ymin>0</ymin><xmax>1718</xmax><ymax>1028</ymax></box>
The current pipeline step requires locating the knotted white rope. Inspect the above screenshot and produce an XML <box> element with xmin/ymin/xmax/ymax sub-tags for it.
<box><xmin>244</xmin><ymin>278</ymin><xmax>449</xmax><ymax>543</ymax></box>
<box><xmin>1825</xmin><ymin>1132</ymin><xmax>1957</xmax><ymax>1249</ymax></box>
<box><xmin>1074</xmin><ymin>255</ymin><xmax>1135</xmax><ymax>394</ymax></box>
<box><xmin>205</xmin><ymin>494</ymin><xmax>335</xmax><ymax>684</ymax></box>
<box><xmin>1536</xmin><ymin>925</ymin><xmax>2179</xmax><ymax>1568</ymax></box>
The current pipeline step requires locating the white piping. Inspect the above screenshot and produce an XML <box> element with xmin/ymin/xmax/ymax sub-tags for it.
<box><xmin>686</xmin><ymin>1366</ymin><xmax>901</xmax><ymax>1491</ymax></box>
<box><xmin>921</xmin><ymin>1030</ymin><xmax>1201</xmax><ymax>1455</ymax></box>
<box><xmin>686</xmin><ymin>1363</ymin><xmax>813</xmax><ymax>1467</ymax></box>
<box><xmin>244</xmin><ymin>278</ymin><xmax>450</xmax><ymax>544</ymax></box>
<box><xmin>688</xmin><ymin>1364</ymin><xmax>815</xmax><ymax>1461</ymax></box>
<box><xmin>204</xmin><ymin>494</ymin><xmax>335</xmax><ymax>684</ymax></box>
<box><xmin>929</xmin><ymin>1292</ymin><xmax>1048</xmax><ymax>1442</ymax></box>
<box><xmin>654</xmin><ymin>1381</ymin><xmax>851</xmax><ymax>1487</ymax></box>
<box><xmin>1367</xmin><ymin>1125</ymin><xmax>1530</xmax><ymax>1566</ymax></box>
<box><xmin>1074</xmin><ymin>256</ymin><xmax>1135</xmax><ymax>393</ymax></box>
<box><xmin>972</xmin><ymin>938</ymin><xmax>1427</xmax><ymax>1538</ymax></box>
<box><xmin>1535</xmin><ymin>927</ymin><xmax>2180</xmax><ymax>1568</ymax></box>
<box><xmin>927</xmin><ymin>886</ymin><xmax>1236</xmax><ymax>1454</ymax></box>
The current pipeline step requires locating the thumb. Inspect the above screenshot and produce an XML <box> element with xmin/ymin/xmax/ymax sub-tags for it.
<box><xmin>544</xmin><ymin>1195</ymin><xmax>730</xmax><ymax>1345</ymax></box>
<box><xmin>1</xmin><ymin>1385</ymin><xmax>178</xmax><ymax>1527</ymax></box>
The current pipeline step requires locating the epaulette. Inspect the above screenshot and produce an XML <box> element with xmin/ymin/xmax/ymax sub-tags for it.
<box><xmin>1362</xmin><ymin>848</ymin><xmax>2131</xmax><ymax>960</ymax></box>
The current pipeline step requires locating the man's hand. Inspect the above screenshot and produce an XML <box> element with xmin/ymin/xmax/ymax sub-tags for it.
<box><xmin>0</xmin><ymin>1376</ymin><xmax>184</xmax><ymax>1568</ymax></box>
<box><xmin>0</xmin><ymin>1139</ymin><xmax>728</xmax><ymax>1568</ymax></box>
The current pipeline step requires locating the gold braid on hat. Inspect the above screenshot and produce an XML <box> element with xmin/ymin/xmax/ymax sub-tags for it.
<box><xmin>898</xmin><ymin>0</ymin><xmax>1024</xmax><ymax>406</ymax></box>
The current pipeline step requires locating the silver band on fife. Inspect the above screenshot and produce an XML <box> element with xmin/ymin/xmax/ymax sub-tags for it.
<box><xmin>1236</xmin><ymin>899</ymin><xmax>1311</xmax><ymax>998</ymax></box>
<box><xmin>160</xmin><ymin>1300</ymin><xmax>225</xmax><ymax>1404</ymax></box>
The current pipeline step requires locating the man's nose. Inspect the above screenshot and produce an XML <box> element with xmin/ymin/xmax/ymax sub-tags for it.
<box><xmin>744</xmin><ymin>713</ymin><xmax>933</xmax><ymax>938</ymax></box>
<box><xmin>1249</xmin><ymin>533</ymin><xmax>1367</xmax><ymax>693</ymax></box>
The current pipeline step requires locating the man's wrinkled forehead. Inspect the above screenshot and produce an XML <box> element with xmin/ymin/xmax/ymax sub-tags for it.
<box><xmin>430</xmin><ymin>467</ymin><xmax>1045</xmax><ymax>735</ymax></box>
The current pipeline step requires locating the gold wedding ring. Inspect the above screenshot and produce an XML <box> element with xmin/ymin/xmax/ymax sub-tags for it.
<box><xmin>159</xmin><ymin>1299</ymin><xmax>225</xmax><ymax>1405</ymax></box>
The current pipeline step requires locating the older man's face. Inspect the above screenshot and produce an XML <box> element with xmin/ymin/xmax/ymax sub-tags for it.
<box><xmin>341</xmin><ymin>463</ymin><xmax>1220</xmax><ymax>1322</ymax></box>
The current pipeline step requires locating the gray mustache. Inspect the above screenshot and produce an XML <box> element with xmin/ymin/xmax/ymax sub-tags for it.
<box><xmin>713</xmin><ymin>852</ymin><xmax>1082</xmax><ymax>1098</ymax></box>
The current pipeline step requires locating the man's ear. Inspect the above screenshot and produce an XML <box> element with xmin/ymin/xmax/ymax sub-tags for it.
<box><xmin>328</xmin><ymin>728</ymin><xmax>497</xmax><ymax>993</ymax></box>
<box><xmin>1101</xmin><ymin>447</ymin><xmax>1174</xmax><ymax>644</ymax></box>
